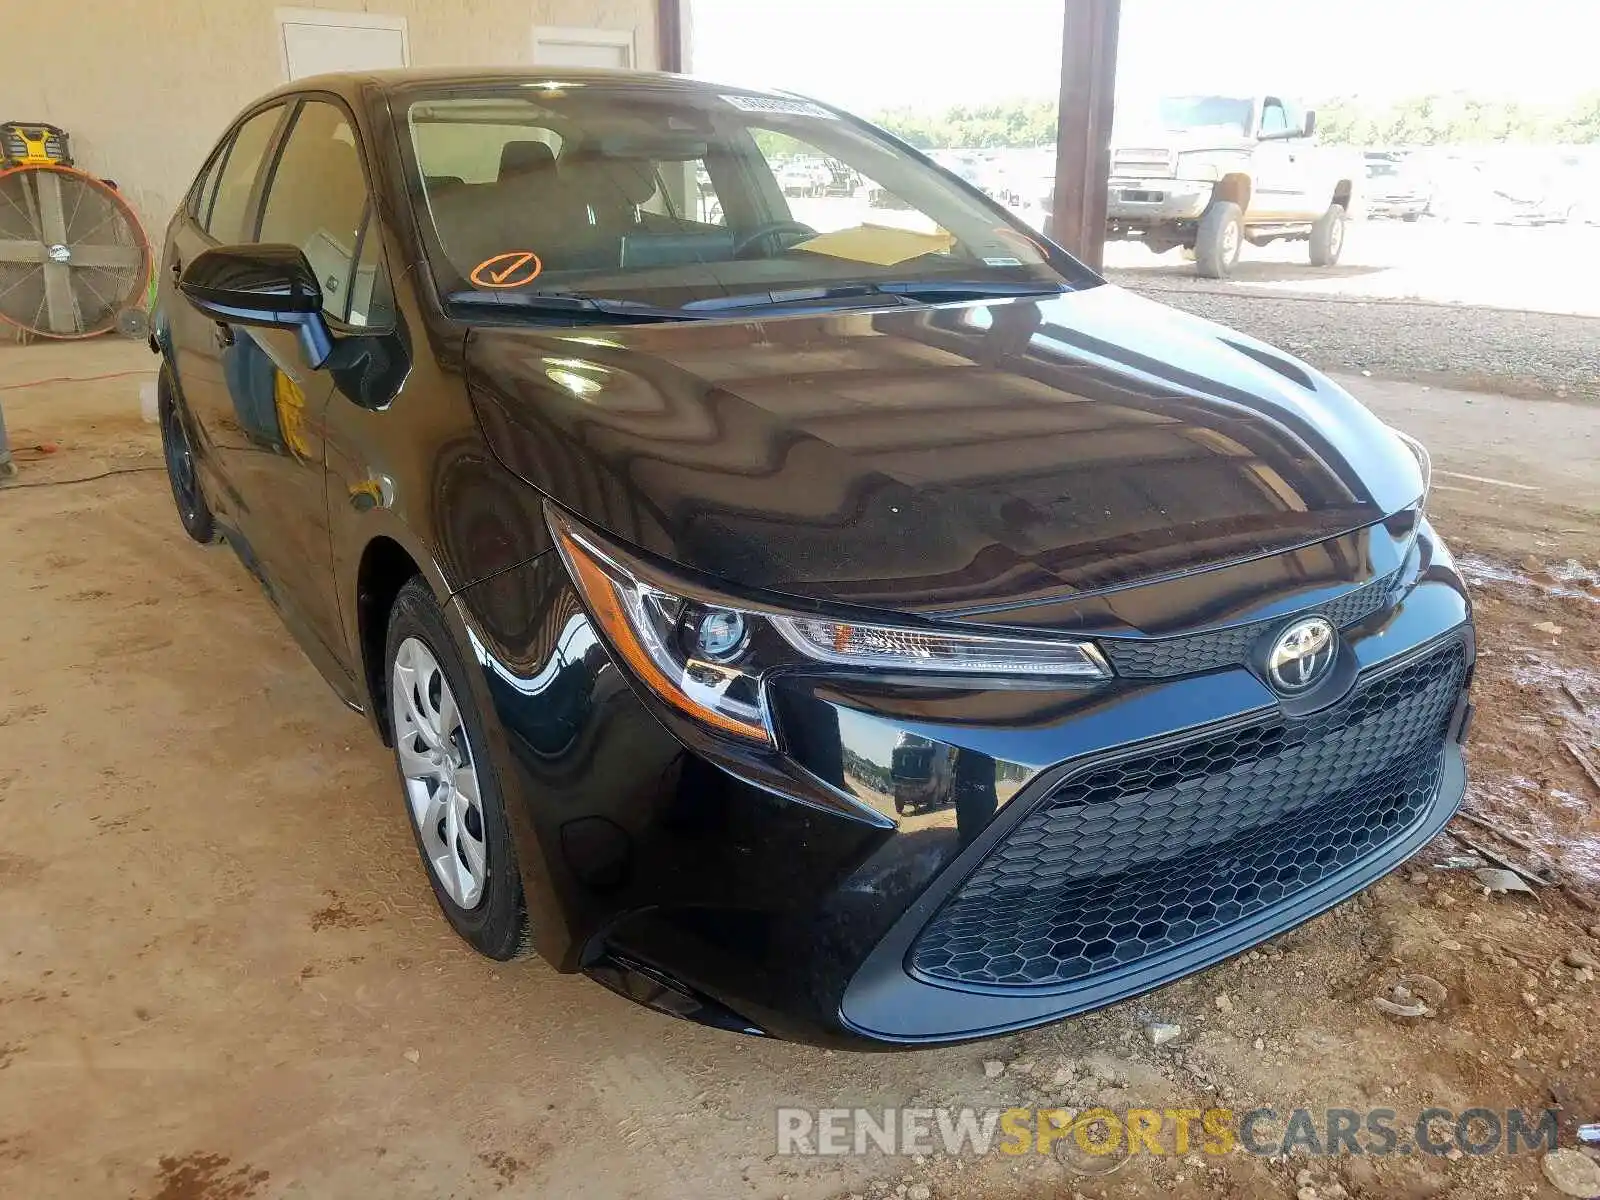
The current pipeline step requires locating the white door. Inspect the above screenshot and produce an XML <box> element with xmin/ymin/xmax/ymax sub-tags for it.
<box><xmin>279</xmin><ymin>9</ymin><xmax>408</xmax><ymax>79</ymax></box>
<box><xmin>532</xmin><ymin>26</ymin><xmax>634</xmax><ymax>69</ymax></box>
<box><xmin>1252</xmin><ymin>97</ymin><xmax>1312</xmax><ymax>219</ymax></box>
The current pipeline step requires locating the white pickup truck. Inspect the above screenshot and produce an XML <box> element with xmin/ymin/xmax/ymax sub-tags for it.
<box><xmin>1105</xmin><ymin>94</ymin><xmax>1363</xmax><ymax>278</ymax></box>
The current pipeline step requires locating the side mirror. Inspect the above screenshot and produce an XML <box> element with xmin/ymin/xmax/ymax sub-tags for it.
<box><xmin>178</xmin><ymin>244</ymin><xmax>334</xmax><ymax>368</ymax></box>
<box><xmin>1303</xmin><ymin>110</ymin><xmax>1317</xmax><ymax>137</ymax></box>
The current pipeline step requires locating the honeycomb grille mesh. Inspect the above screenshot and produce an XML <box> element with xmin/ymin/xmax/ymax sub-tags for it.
<box><xmin>910</xmin><ymin>641</ymin><xmax>1465</xmax><ymax>989</ymax></box>
<box><xmin>1101</xmin><ymin>570</ymin><xmax>1400</xmax><ymax>679</ymax></box>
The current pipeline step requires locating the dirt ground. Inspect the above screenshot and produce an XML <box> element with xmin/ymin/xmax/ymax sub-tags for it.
<box><xmin>0</xmin><ymin>334</ymin><xmax>1596</xmax><ymax>1200</ymax></box>
<box><xmin>1102</xmin><ymin>219</ymin><xmax>1600</xmax><ymax>318</ymax></box>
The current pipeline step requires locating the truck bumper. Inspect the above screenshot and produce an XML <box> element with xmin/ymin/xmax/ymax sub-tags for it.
<box><xmin>1106</xmin><ymin>177</ymin><xmax>1213</xmax><ymax>223</ymax></box>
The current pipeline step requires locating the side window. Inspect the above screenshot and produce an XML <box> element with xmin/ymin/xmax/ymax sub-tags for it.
<box><xmin>257</xmin><ymin>99</ymin><xmax>389</xmax><ymax>328</ymax></box>
<box><xmin>345</xmin><ymin>218</ymin><xmax>395</xmax><ymax>329</ymax></box>
<box><xmin>1281</xmin><ymin>99</ymin><xmax>1306</xmax><ymax>137</ymax></box>
<box><xmin>692</xmin><ymin>165</ymin><xmax>725</xmax><ymax>225</ymax></box>
<box><xmin>187</xmin><ymin>148</ymin><xmax>223</xmax><ymax>223</ymax></box>
<box><xmin>205</xmin><ymin>106</ymin><xmax>284</xmax><ymax>241</ymax></box>
<box><xmin>1259</xmin><ymin>99</ymin><xmax>1289</xmax><ymax>137</ymax></box>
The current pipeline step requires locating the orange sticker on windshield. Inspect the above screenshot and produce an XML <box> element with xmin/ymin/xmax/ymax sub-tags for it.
<box><xmin>469</xmin><ymin>251</ymin><xmax>543</xmax><ymax>289</ymax></box>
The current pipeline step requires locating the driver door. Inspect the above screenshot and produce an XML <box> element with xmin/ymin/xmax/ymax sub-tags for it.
<box><xmin>219</xmin><ymin>96</ymin><xmax>385</xmax><ymax>692</ymax></box>
<box><xmin>1252</xmin><ymin>97</ymin><xmax>1310</xmax><ymax>219</ymax></box>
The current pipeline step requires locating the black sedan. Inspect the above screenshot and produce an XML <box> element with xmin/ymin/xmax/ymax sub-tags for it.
<box><xmin>153</xmin><ymin>68</ymin><xmax>1473</xmax><ymax>1047</ymax></box>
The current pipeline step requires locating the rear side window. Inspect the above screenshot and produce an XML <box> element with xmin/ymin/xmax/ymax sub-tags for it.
<box><xmin>205</xmin><ymin>106</ymin><xmax>284</xmax><ymax>241</ymax></box>
<box><xmin>257</xmin><ymin>99</ymin><xmax>390</xmax><ymax>328</ymax></box>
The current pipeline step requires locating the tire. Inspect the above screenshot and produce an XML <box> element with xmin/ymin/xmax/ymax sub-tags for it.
<box><xmin>1310</xmin><ymin>203</ymin><xmax>1348</xmax><ymax>266</ymax></box>
<box><xmin>384</xmin><ymin>577</ymin><xmax>528</xmax><ymax>960</ymax></box>
<box><xmin>1401</xmin><ymin>212</ymin><xmax>1420</xmax><ymax>223</ymax></box>
<box><xmin>1194</xmin><ymin>201</ymin><xmax>1243</xmax><ymax>278</ymax></box>
<box><xmin>158</xmin><ymin>378</ymin><xmax>217</xmax><ymax>544</ymax></box>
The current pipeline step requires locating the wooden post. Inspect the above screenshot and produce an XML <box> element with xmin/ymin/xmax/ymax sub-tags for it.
<box><xmin>657</xmin><ymin>0</ymin><xmax>686</xmax><ymax>73</ymax></box>
<box><xmin>656</xmin><ymin>0</ymin><xmax>694</xmax><ymax>216</ymax></box>
<box><xmin>0</xmin><ymin>395</ymin><xmax>13</xmax><ymax>478</ymax></box>
<box><xmin>1050</xmin><ymin>0</ymin><xmax>1121</xmax><ymax>271</ymax></box>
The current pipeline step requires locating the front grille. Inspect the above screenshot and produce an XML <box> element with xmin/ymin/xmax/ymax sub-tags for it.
<box><xmin>1101</xmin><ymin>569</ymin><xmax>1399</xmax><ymax>680</ymax></box>
<box><xmin>1113</xmin><ymin>148</ymin><xmax>1176</xmax><ymax>178</ymax></box>
<box><xmin>910</xmin><ymin>640</ymin><xmax>1465</xmax><ymax>989</ymax></box>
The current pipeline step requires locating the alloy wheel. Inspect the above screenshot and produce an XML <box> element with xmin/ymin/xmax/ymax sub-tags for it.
<box><xmin>391</xmin><ymin>636</ymin><xmax>489</xmax><ymax>910</ymax></box>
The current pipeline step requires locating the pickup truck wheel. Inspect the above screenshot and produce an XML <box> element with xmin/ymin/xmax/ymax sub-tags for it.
<box><xmin>1310</xmin><ymin>203</ymin><xmax>1348</xmax><ymax>266</ymax></box>
<box><xmin>1194</xmin><ymin>201</ymin><xmax>1243</xmax><ymax>278</ymax></box>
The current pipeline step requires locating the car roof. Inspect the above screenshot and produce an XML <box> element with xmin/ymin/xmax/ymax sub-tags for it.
<box><xmin>254</xmin><ymin>67</ymin><xmax>798</xmax><ymax>106</ymax></box>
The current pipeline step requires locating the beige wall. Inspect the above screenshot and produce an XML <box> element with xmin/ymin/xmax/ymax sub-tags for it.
<box><xmin>11</xmin><ymin>0</ymin><xmax>661</xmax><ymax>240</ymax></box>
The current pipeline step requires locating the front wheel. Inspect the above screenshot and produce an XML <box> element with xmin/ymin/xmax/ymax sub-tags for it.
<box><xmin>1310</xmin><ymin>203</ymin><xmax>1348</xmax><ymax>266</ymax></box>
<box><xmin>385</xmin><ymin>578</ymin><xmax>528</xmax><ymax>960</ymax></box>
<box><xmin>1193</xmin><ymin>201</ymin><xmax>1243</xmax><ymax>278</ymax></box>
<box><xmin>158</xmin><ymin>380</ymin><xmax>217</xmax><ymax>544</ymax></box>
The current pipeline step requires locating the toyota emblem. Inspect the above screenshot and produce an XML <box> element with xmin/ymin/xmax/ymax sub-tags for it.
<box><xmin>1266</xmin><ymin>617</ymin><xmax>1337</xmax><ymax>693</ymax></box>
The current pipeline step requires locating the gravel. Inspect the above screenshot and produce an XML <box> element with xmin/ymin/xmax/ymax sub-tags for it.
<box><xmin>1113</xmin><ymin>276</ymin><xmax>1600</xmax><ymax>402</ymax></box>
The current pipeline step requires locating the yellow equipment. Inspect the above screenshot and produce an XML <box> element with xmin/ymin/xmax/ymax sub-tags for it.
<box><xmin>1</xmin><ymin>121</ymin><xmax>72</xmax><ymax>167</ymax></box>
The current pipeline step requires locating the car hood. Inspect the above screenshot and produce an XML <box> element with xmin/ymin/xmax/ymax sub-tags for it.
<box><xmin>465</xmin><ymin>285</ymin><xmax>1422</xmax><ymax>615</ymax></box>
<box><xmin>1112</xmin><ymin>128</ymin><xmax>1254</xmax><ymax>156</ymax></box>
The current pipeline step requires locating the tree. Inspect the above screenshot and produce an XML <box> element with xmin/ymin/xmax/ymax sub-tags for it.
<box><xmin>871</xmin><ymin>93</ymin><xmax>1600</xmax><ymax>151</ymax></box>
<box><xmin>872</xmin><ymin>98</ymin><xmax>1057</xmax><ymax>148</ymax></box>
<box><xmin>1308</xmin><ymin>92</ymin><xmax>1600</xmax><ymax>147</ymax></box>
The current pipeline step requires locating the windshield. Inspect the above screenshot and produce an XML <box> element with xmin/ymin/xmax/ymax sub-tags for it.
<box><xmin>397</xmin><ymin>82</ymin><xmax>1092</xmax><ymax>318</ymax></box>
<box><xmin>1150</xmin><ymin>95</ymin><xmax>1255</xmax><ymax>135</ymax></box>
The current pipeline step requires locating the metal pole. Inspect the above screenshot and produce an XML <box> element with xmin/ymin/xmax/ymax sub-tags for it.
<box><xmin>1050</xmin><ymin>0</ymin><xmax>1121</xmax><ymax>271</ymax></box>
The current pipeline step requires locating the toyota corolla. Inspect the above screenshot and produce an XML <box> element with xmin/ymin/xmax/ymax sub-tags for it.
<box><xmin>152</xmin><ymin>68</ymin><xmax>1473</xmax><ymax>1046</ymax></box>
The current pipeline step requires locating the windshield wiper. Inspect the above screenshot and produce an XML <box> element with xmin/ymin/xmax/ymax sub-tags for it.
<box><xmin>447</xmin><ymin>290</ymin><xmax>709</xmax><ymax>324</ymax></box>
<box><xmin>679</xmin><ymin>283</ymin><xmax>915</xmax><ymax>313</ymax></box>
<box><xmin>680</xmin><ymin>279</ymin><xmax>1069</xmax><ymax>313</ymax></box>
<box><xmin>872</xmin><ymin>279</ymin><xmax>1070</xmax><ymax>301</ymax></box>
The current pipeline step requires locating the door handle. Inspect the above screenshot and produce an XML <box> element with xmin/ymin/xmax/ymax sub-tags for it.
<box><xmin>212</xmin><ymin>323</ymin><xmax>234</xmax><ymax>349</ymax></box>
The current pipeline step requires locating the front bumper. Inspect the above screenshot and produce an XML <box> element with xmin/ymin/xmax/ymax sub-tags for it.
<box><xmin>1369</xmin><ymin>196</ymin><xmax>1428</xmax><ymax>219</ymax></box>
<box><xmin>456</xmin><ymin>519</ymin><xmax>1473</xmax><ymax>1047</ymax></box>
<box><xmin>1105</xmin><ymin>176</ymin><xmax>1214</xmax><ymax>222</ymax></box>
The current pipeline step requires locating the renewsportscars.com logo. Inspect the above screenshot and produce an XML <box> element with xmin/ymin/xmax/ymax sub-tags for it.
<box><xmin>776</xmin><ymin>1106</ymin><xmax>1560</xmax><ymax>1165</ymax></box>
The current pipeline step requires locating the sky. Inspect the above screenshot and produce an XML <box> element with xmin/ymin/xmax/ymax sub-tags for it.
<box><xmin>690</xmin><ymin>0</ymin><xmax>1600</xmax><ymax>113</ymax></box>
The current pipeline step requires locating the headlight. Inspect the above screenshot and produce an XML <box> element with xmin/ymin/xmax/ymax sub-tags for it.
<box><xmin>1175</xmin><ymin>152</ymin><xmax>1248</xmax><ymax>182</ymax></box>
<box><xmin>1387</xmin><ymin>425</ymin><xmax>1432</xmax><ymax>510</ymax></box>
<box><xmin>546</xmin><ymin>506</ymin><xmax>1112</xmax><ymax>746</ymax></box>
<box><xmin>770</xmin><ymin>616</ymin><xmax>1109</xmax><ymax>676</ymax></box>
